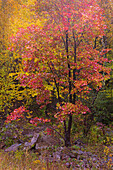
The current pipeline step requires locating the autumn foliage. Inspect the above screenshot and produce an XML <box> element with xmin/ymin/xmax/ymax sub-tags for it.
<box><xmin>5</xmin><ymin>0</ymin><xmax>112</xmax><ymax>146</ymax></box>
<box><xmin>5</xmin><ymin>106</ymin><xmax>28</xmax><ymax>123</ymax></box>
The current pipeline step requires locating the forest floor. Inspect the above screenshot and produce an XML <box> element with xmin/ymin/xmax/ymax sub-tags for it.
<box><xmin>0</xmin><ymin>123</ymin><xmax>113</xmax><ymax>170</ymax></box>
<box><xmin>0</xmin><ymin>143</ymin><xmax>113</xmax><ymax>170</ymax></box>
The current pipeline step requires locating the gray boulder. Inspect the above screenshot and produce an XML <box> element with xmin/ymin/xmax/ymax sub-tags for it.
<box><xmin>5</xmin><ymin>143</ymin><xmax>21</xmax><ymax>152</ymax></box>
<box><xmin>24</xmin><ymin>133</ymin><xmax>40</xmax><ymax>150</ymax></box>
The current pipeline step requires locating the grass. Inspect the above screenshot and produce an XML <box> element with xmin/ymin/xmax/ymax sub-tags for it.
<box><xmin>0</xmin><ymin>150</ymin><xmax>68</xmax><ymax>170</ymax></box>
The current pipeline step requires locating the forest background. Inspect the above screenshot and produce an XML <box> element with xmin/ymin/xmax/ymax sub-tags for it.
<box><xmin>0</xmin><ymin>0</ymin><xmax>113</xmax><ymax>169</ymax></box>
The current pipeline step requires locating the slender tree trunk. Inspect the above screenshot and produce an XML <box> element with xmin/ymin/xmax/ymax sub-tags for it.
<box><xmin>64</xmin><ymin>118</ymin><xmax>72</xmax><ymax>147</ymax></box>
<box><xmin>73</xmin><ymin>31</ymin><xmax>77</xmax><ymax>104</ymax></box>
<box><xmin>64</xmin><ymin>32</ymin><xmax>77</xmax><ymax>146</ymax></box>
<box><xmin>63</xmin><ymin>32</ymin><xmax>76</xmax><ymax>146</ymax></box>
<box><xmin>63</xmin><ymin>30</ymin><xmax>72</xmax><ymax>147</ymax></box>
<box><xmin>66</xmin><ymin>30</ymin><xmax>72</xmax><ymax>103</ymax></box>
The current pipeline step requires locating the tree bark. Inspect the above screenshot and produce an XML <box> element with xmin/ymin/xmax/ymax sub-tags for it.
<box><xmin>63</xmin><ymin>30</ymin><xmax>72</xmax><ymax>147</ymax></box>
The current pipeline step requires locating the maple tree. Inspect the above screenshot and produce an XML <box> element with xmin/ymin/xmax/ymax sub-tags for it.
<box><xmin>7</xmin><ymin>0</ymin><xmax>111</xmax><ymax>146</ymax></box>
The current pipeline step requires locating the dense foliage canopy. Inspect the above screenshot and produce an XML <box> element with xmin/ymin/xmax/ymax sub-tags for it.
<box><xmin>0</xmin><ymin>0</ymin><xmax>113</xmax><ymax>146</ymax></box>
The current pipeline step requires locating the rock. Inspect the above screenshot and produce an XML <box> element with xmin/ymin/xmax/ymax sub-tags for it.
<box><xmin>53</xmin><ymin>151</ymin><xmax>61</xmax><ymax>160</ymax></box>
<box><xmin>35</xmin><ymin>133</ymin><xmax>61</xmax><ymax>148</ymax></box>
<box><xmin>35</xmin><ymin>143</ymin><xmax>39</xmax><ymax>150</ymax></box>
<box><xmin>5</xmin><ymin>143</ymin><xmax>21</xmax><ymax>152</ymax></box>
<box><xmin>35</xmin><ymin>144</ymin><xmax>47</xmax><ymax>151</ymax></box>
<box><xmin>24</xmin><ymin>142</ymin><xmax>31</xmax><ymax>147</ymax></box>
<box><xmin>31</xmin><ymin>133</ymin><xmax>40</xmax><ymax>144</ymax></box>
<box><xmin>65</xmin><ymin>162</ymin><xmax>71</xmax><ymax>168</ymax></box>
<box><xmin>24</xmin><ymin>133</ymin><xmax>40</xmax><ymax>150</ymax></box>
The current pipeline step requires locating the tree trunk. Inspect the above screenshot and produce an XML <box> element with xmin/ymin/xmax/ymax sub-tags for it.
<box><xmin>64</xmin><ymin>116</ymin><xmax>72</xmax><ymax>147</ymax></box>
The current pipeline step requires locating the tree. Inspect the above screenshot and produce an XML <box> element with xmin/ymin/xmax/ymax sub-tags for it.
<box><xmin>94</xmin><ymin>0</ymin><xmax>113</xmax><ymax>125</ymax></box>
<box><xmin>8</xmin><ymin>0</ymin><xmax>111</xmax><ymax>146</ymax></box>
<box><xmin>0</xmin><ymin>0</ymin><xmax>21</xmax><ymax>50</ymax></box>
<box><xmin>0</xmin><ymin>0</ymin><xmax>42</xmax><ymax>123</ymax></box>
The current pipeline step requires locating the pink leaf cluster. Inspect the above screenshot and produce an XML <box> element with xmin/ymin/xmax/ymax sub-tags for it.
<box><xmin>30</xmin><ymin>117</ymin><xmax>51</xmax><ymax>126</ymax></box>
<box><xmin>5</xmin><ymin>106</ymin><xmax>29</xmax><ymax>123</ymax></box>
<box><xmin>55</xmin><ymin>101</ymin><xmax>90</xmax><ymax>121</ymax></box>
